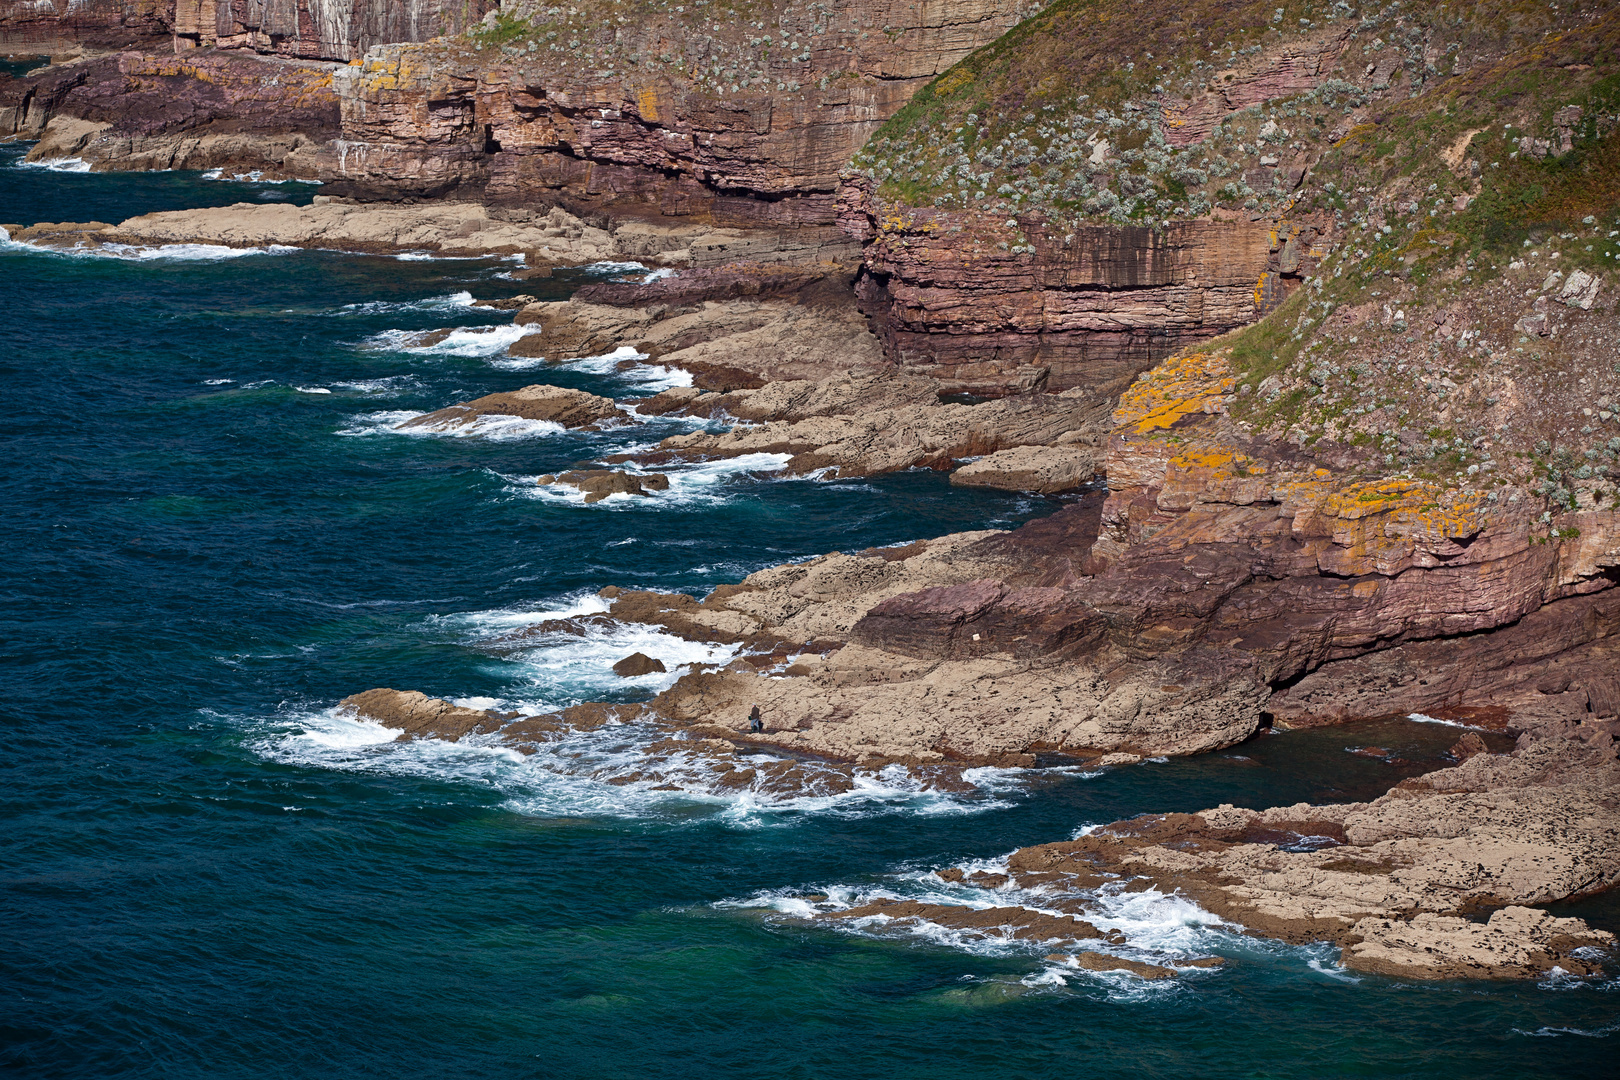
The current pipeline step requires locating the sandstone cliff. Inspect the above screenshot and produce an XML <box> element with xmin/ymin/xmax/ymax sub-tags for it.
<box><xmin>0</xmin><ymin>0</ymin><xmax>490</xmax><ymax>61</ymax></box>
<box><xmin>1</xmin><ymin>0</ymin><xmax>169</xmax><ymax>54</ymax></box>
<box><xmin>839</xmin><ymin>0</ymin><xmax>1616</xmax><ymax>393</ymax></box>
<box><xmin>321</xmin><ymin>0</ymin><xmax>1041</xmax><ymax>218</ymax></box>
<box><xmin>1</xmin><ymin>49</ymin><xmax>339</xmax><ymax>176</ymax></box>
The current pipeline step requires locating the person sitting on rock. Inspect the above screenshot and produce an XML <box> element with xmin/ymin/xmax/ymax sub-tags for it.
<box><xmin>748</xmin><ymin>705</ymin><xmax>763</xmax><ymax>733</ymax></box>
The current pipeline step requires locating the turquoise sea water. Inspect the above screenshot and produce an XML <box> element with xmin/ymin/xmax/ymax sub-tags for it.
<box><xmin>1</xmin><ymin>144</ymin><xmax>1614</xmax><ymax>1078</ymax></box>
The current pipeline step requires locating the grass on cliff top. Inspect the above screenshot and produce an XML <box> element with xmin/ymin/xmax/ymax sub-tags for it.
<box><xmin>854</xmin><ymin>0</ymin><xmax>1607</xmax><ymax>227</ymax></box>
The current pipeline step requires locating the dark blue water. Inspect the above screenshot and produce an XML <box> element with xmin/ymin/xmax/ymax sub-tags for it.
<box><xmin>1</xmin><ymin>147</ymin><xmax>1614</xmax><ymax>1078</ymax></box>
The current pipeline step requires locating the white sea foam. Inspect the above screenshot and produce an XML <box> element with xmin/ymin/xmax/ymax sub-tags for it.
<box><xmin>431</xmin><ymin>593</ymin><xmax>728</xmax><ymax>704</ymax></box>
<box><xmin>329</xmin><ymin>376</ymin><xmax>420</xmax><ymax>395</ymax></box>
<box><xmin>517</xmin><ymin>452</ymin><xmax>793</xmax><ymax>510</ymax></box>
<box><xmin>491</xmin><ymin>345</ymin><xmax>693</xmax><ymax>392</ymax></box>
<box><xmin>364</xmin><ymin>323</ymin><xmax>540</xmax><ymax>357</ymax></box>
<box><xmin>200</xmin><ymin>168</ymin><xmax>321</xmax><ymax>184</ymax></box>
<box><xmin>243</xmin><ymin>699</ymin><xmax>1011</xmax><ymax>822</ymax></box>
<box><xmin>329</xmin><ymin>291</ymin><xmax>477</xmax><ymax>317</ymax></box>
<box><xmin>1407</xmin><ymin>712</ymin><xmax>1484</xmax><ymax>729</ymax></box>
<box><xmin>0</xmin><ymin>229</ymin><xmax>295</xmax><ymax>261</ymax></box>
<box><xmin>1306</xmin><ymin>958</ymin><xmax>1363</xmax><ymax>983</ymax></box>
<box><xmin>584</xmin><ymin>260</ymin><xmax>649</xmax><ymax>275</ymax></box>
<box><xmin>19</xmin><ymin>156</ymin><xmax>92</xmax><ymax>172</ymax></box>
<box><xmin>724</xmin><ymin>850</ymin><xmax>1233</xmax><ymax>988</ymax></box>
<box><xmin>203</xmin><ymin>378</ymin><xmax>235</xmax><ymax>385</ymax></box>
<box><xmin>392</xmin><ymin>250</ymin><xmax>524</xmax><ymax>262</ymax></box>
<box><xmin>640</xmin><ymin>267</ymin><xmax>677</xmax><ymax>283</ymax></box>
<box><xmin>1511</xmin><ymin>1019</ymin><xmax>1620</xmax><ymax>1038</ymax></box>
<box><xmin>336</xmin><ymin>409</ymin><xmax>566</xmax><ymax>441</ymax></box>
<box><xmin>294</xmin><ymin>386</ymin><xmax>333</xmax><ymax>394</ymax></box>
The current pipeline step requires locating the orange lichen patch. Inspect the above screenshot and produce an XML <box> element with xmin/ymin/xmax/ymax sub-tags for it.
<box><xmin>1167</xmin><ymin>449</ymin><xmax>1236</xmax><ymax>473</ymax></box>
<box><xmin>1112</xmin><ymin>351</ymin><xmax>1235</xmax><ymax>434</ymax></box>
<box><xmin>1322</xmin><ymin>480</ymin><xmax>1489</xmax><ymax>539</ymax></box>
<box><xmin>636</xmin><ymin>87</ymin><xmax>662</xmax><ymax>122</ymax></box>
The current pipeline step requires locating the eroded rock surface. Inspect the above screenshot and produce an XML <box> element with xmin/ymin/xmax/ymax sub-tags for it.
<box><xmin>511</xmin><ymin>265</ymin><xmax>886</xmax><ymax>386</ymax></box>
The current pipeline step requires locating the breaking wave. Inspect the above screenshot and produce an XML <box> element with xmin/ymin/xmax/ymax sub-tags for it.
<box><xmin>362</xmin><ymin>323</ymin><xmax>541</xmax><ymax>357</ymax></box>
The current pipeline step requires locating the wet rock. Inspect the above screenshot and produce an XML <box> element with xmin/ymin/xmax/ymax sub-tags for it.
<box><xmin>543</xmin><ymin>470</ymin><xmax>671</xmax><ymax>504</ymax></box>
<box><xmin>339</xmin><ymin>688</ymin><xmax>511</xmax><ymax>742</ymax></box>
<box><xmin>472</xmin><ymin>294</ymin><xmax>537</xmax><ymax>310</ymax></box>
<box><xmin>1448</xmin><ymin>731</ymin><xmax>1490</xmax><ymax>761</ymax></box>
<box><xmin>400</xmin><ymin>385</ymin><xmax>621</xmax><ymax>432</ymax></box>
<box><xmin>612</xmin><ymin>653</ymin><xmax>668</xmax><ymax>678</ymax></box>
<box><xmin>1050</xmin><ymin>952</ymin><xmax>1178</xmax><ymax>980</ymax></box>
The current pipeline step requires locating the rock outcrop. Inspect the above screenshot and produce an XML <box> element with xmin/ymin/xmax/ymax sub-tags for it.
<box><xmin>637</xmin><ymin>378</ymin><xmax>1115</xmax><ymax>478</ymax></box>
<box><xmin>994</xmin><ymin>706</ymin><xmax>1619</xmax><ymax>979</ymax></box>
<box><xmin>9</xmin><ymin>201</ymin><xmax>861</xmax><ymax>270</ymax></box>
<box><xmin>399</xmin><ymin>384</ymin><xmax>622</xmax><ymax>432</ymax></box>
<box><xmin>3</xmin><ymin>50</ymin><xmax>339</xmax><ymax>177</ymax></box>
<box><xmin>950</xmin><ymin>444</ymin><xmax>1101</xmax><ymax>494</ymax></box>
<box><xmin>511</xmin><ymin>265</ymin><xmax>888</xmax><ymax>387</ymax></box>
<box><xmin>538</xmin><ymin>470</ymin><xmax>671</xmax><ymax>504</ymax></box>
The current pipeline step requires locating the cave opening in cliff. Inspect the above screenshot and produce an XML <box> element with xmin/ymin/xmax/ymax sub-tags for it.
<box><xmin>484</xmin><ymin>124</ymin><xmax>502</xmax><ymax>154</ymax></box>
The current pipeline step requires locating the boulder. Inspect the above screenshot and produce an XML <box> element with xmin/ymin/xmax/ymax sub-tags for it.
<box><xmin>613</xmin><ymin>653</ymin><xmax>669</xmax><ymax>677</ymax></box>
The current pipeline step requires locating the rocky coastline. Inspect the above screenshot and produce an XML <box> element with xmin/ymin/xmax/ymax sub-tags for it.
<box><xmin>8</xmin><ymin>0</ymin><xmax>1617</xmax><ymax>981</ymax></box>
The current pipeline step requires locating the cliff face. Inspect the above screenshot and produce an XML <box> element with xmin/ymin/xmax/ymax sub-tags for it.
<box><xmin>0</xmin><ymin>0</ymin><xmax>170</xmax><ymax>53</ymax></box>
<box><xmin>320</xmin><ymin>0</ymin><xmax>1041</xmax><ymax>222</ymax></box>
<box><xmin>170</xmin><ymin>0</ymin><xmax>494</xmax><ymax>61</ymax></box>
<box><xmin>841</xmin><ymin>185</ymin><xmax>1323</xmax><ymax>395</ymax></box>
<box><xmin>0</xmin><ymin>0</ymin><xmax>490</xmax><ymax>61</ymax></box>
<box><xmin>1</xmin><ymin>49</ymin><xmax>339</xmax><ymax>174</ymax></box>
<box><xmin>837</xmin><ymin>0</ymin><xmax>1610</xmax><ymax>393</ymax></box>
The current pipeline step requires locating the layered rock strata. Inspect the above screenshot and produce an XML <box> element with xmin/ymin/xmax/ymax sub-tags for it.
<box><xmin>323</xmin><ymin>0</ymin><xmax>1040</xmax><ymax>216</ymax></box>
<box><xmin>1</xmin><ymin>0</ymin><xmax>169</xmax><ymax>53</ymax></box>
<box><xmin>841</xmin><ymin>191</ymin><xmax>1320</xmax><ymax>396</ymax></box>
<box><xmin>169</xmin><ymin>0</ymin><xmax>493</xmax><ymax>61</ymax></box>
<box><xmin>2</xmin><ymin>50</ymin><xmax>339</xmax><ymax>176</ymax></box>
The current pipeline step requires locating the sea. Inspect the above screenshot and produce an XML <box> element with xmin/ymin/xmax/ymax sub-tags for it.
<box><xmin>1</xmin><ymin>139</ymin><xmax>1614</xmax><ymax>1078</ymax></box>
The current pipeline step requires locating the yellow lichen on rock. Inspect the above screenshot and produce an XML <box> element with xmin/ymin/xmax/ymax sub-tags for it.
<box><xmin>1112</xmin><ymin>350</ymin><xmax>1235</xmax><ymax>434</ymax></box>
